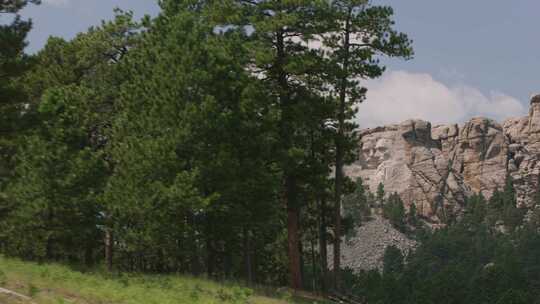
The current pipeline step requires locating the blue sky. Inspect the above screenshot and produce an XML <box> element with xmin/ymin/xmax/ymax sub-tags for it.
<box><xmin>21</xmin><ymin>0</ymin><xmax>160</xmax><ymax>52</ymax></box>
<box><xmin>374</xmin><ymin>1</ymin><xmax>538</xmax><ymax>111</ymax></box>
<box><xmin>16</xmin><ymin>0</ymin><xmax>540</xmax><ymax>127</ymax></box>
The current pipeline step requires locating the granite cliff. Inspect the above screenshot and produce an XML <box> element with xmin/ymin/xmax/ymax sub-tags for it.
<box><xmin>345</xmin><ymin>94</ymin><xmax>540</xmax><ymax>224</ymax></box>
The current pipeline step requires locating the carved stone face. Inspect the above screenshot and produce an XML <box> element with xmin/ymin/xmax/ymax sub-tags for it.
<box><xmin>360</xmin><ymin>137</ymin><xmax>392</xmax><ymax>169</ymax></box>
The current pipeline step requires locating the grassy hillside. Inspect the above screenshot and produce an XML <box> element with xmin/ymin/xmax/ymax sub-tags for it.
<box><xmin>0</xmin><ymin>256</ymin><xmax>327</xmax><ymax>304</ymax></box>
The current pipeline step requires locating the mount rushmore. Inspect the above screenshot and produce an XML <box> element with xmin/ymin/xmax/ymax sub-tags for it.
<box><xmin>346</xmin><ymin>94</ymin><xmax>540</xmax><ymax>224</ymax></box>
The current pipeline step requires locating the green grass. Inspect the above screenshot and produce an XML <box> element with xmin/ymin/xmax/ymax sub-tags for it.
<box><xmin>0</xmin><ymin>256</ymin><xmax>329</xmax><ymax>304</ymax></box>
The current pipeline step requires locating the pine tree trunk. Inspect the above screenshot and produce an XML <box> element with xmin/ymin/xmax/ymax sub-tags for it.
<box><xmin>286</xmin><ymin>173</ymin><xmax>302</xmax><ymax>289</ymax></box>
<box><xmin>299</xmin><ymin>237</ymin><xmax>304</xmax><ymax>285</ymax></box>
<box><xmin>285</xmin><ymin>174</ymin><xmax>302</xmax><ymax>290</ymax></box>
<box><xmin>319</xmin><ymin>197</ymin><xmax>328</xmax><ymax>293</ymax></box>
<box><xmin>333</xmin><ymin>153</ymin><xmax>343</xmax><ymax>291</ymax></box>
<box><xmin>287</xmin><ymin>203</ymin><xmax>302</xmax><ymax>290</ymax></box>
<box><xmin>310</xmin><ymin>238</ymin><xmax>317</xmax><ymax>292</ymax></box>
<box><xmin>85</xmin><ymin>244</ymin><xmax>94</xmax><ymax>267</ymax></box>
<box><xmin>243</xmin><ymin>227</ymin><xmax>254</xmax><ymax>286</ymax></box>
<box><xmin>105</xmin><ymin>228</ymin><xmax>113</xmax><ymax>272</ymax></box>
<box><xmin>333</xmin><ymin>14</ymin><xmax>352</xmax><ymax>292</ymax></box>
<box><xmin>46</xmin><ymin>205</ymin><xmax>54</xmax><ymax>261</ymax></box>
<box><xmin>206</xmin><ymin>238</ymin><xmax>215</xmax><ymax>278</ymax></box>
<box><xmin>46</xmin><ymin>237</ymin><xmax>54</xmax><ymax>261</ymax></box>
<box><xmin>274</xmin><ymin>24</ymin><xmax>303</xmax><ymax>290</ymax></box>
<box><xmin>223</xmin><ymin>245</ymin><xmax>232</xmax><ymax>279</ymax></box>
<box><xmin>334</xmin><ymin>108</ymin><xmax>345</xmax><ymax>291</ymax></box>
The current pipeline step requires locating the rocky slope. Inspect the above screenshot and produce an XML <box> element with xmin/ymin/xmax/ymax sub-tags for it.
<box><xmin>345</xmin><ymin>94</ymin><xmax>540</xmax><ymax>224</ymax></box>
<box><xmin>329</xmin><ymin>215</ymin><xmax>416</xmax><ymax>272</ymax></box>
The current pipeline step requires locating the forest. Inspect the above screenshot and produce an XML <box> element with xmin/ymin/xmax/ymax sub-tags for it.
<box><xmin>1</xmin><ymin>1</ymin><xmax>540</xmax><ymax>303</ymax></box>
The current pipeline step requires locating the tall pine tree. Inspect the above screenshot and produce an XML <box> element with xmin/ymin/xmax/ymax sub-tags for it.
<box><xmin>1</xmin><ymin>11</ymin><xmax>141</xmax><ymax>264</ymax></box>
<box><xmin>0</xmin><ymin>0</ymin><xmax>40</xmax><ymax>215</ymax></box>
<box><xmin>225</xmin><ymin>0</ymin><xmax>332</xmax><ymax>289</ymax></box>
<box><xmin>321</xmin><ymin>0</ymin><xmax>412</xmax><ymax>289</ymax></box>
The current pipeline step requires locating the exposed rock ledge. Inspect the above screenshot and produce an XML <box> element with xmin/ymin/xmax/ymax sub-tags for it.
<box><xmin>345</xmin><ymin>94</ymin><xmax>540</xmax><ymax>223</ymax></box>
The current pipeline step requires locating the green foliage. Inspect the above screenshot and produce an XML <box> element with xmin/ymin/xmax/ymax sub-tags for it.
<box><xmin>407</xmin><ymin>203</ymin><xmax>419</xmax><ymax>228</ymax></box>
<box><xmin>0</xmin><ymin>0</ymin><xmax>413</xmax><ymax>292</ymax></box>
<box><xmin>344</xmin><ymin>224</ymin><xmax>540</xmax><ymax>303</ymax></box>
<box><xmin>527</xmin><ymin>177</ymin><xmax>540</xmax><ymax>230</ymax></box>
<box><xmin>216</xmin><ymin>286</ymin><xmax>253</xmax><ymax>303</ymax></box>
<box><xmin>343</xmin><ymin>178</ymin><xmax>372</xmax><ymax>237</ymax></box>
<box><xmin>340</xmin><ymin>183</ymin><xmax>540</xmax><ymax>304</ymax></box>
<box><xmin>0</xmin><ymin>10</ymin><xmax>140</xmax><ymax>265</ymax></box>
<box><xmin>320</xmin><ymin>2</ymin><xmax>413</xmax><ymax>290</ymax></box>
<box><xmin>0</xmin><ymin>269</ymin><xmax>6</xmax><ymax>285</ymax></box>
<box><xmin>383</xmin><ymin>192</ymin><xmax>406</xmax><ymax>232</ymax></box>
<box><xmin>341</xmin><ymin>183</ymin><xmax>540</xmax><ymax>304</ymax></box>
<box><xmin>101</xmin><ymin>2</ymin><xmax>285</xmax><ymax>277</ymax></box>
<box><xmin>460</xmin><ymin>177</ymin><xmax>525</xmax><ymax>233</ymax></box>
<box><xmin>486</xmin><ymin>176</ymin><xmax>525</xmax><ymax>232</ymax></box>
<box><xmin>464</xmin><ymin>193</ymin><xmax>488</xmax><ymax>225</ymax></box>
<box><xmin>382</xmin><ymin>245</ymin><xmax>404</xmax><ymax>276</ymax></box>
<box><xmin>321</xmin><ymin>0</ymin><xmax>413</xmax><ymax>131</ymax></box>
<box><xmin>376</xmin><ymin>182</ymin><xmax>385</xmax><ymax>206</ymax></box>
<box><xmin>27</xmin><ymin>283</ymin><xmax>39</xmax><ymax>297</ymax></box>
<box><xmin>0</xmin><ymin>255</ymin><xmax>315</xmax><ymax>304</ymax></box>
<box><xmin>529</xmin><ymin>207</ymin><xmax>540</xmax><ymax>230</ymax></box>
<box><xmin>0</xmin><ymin>0</ymin><xmax>40</xmax><ymax>209</ymax></box>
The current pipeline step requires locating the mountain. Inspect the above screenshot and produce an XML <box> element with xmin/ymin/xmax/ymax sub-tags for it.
<box><xmin>346</xmin><ymin>94</ymin><xmax>540</xmax><ymax>224</ymax></box>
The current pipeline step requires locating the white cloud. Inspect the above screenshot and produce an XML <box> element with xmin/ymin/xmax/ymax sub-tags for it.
<box><xmin>42</xmin><ymin>0</ymin><xmax>69</xmax><ymax>7</ymax></box>
<box><xmin>356</xmin><ymin>70</ymin><xmax>526</xmax><ymax>128</ymax></box>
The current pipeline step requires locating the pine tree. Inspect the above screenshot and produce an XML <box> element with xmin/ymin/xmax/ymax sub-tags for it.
<box><xmin>408</xmin><ymin>202</ymin><xmax>418</xmax><ymax>227</ymax></box>
<box><xmin>501</xmin><ymin>176</ymin><xmax>524</xmax><ymax>231</ymax></box>
<box><xmin>1</xmin><ymin>10</ymin><xmax>140</xmax><ymax>265</ymax></box>
<box><xmin>105</xmin><ymin>2</ymin><xmax>284</xmax><ymax>277</ymax></box>
<box><xmin>105</xmin><ymin>2</ymin><xmax>225</xmax><ymax>272</ymax></box>
<box><xmin>376</xmin><ymin>182</ymin><xmax>386</xmax><ymax>207</ymax></box>
<box><xmin>382</xmin><ymin>245</ymin><xmax>404</xmax><ymax>276</ymax></box>
<box><xmin>529</xmin><ymin>176</ymin><xmax>540</xmax><ymax>229</ymax></box>
<box><xmin>464</xmin><ymin>193</ymin><xmax>487</xmax><ymax>228</ymax></box>
<box><xmin>321</xmin><ymin>0</ymin><xmax>412</xmax><ymax>289</ymax></box>
<box><xmin>383</xmin><ymin>192</ymin><xmax>406</xmax><ymax>232</ymax></box>
<box><xmin>0</xmin><ymin>0</ymin><xmax>40</xmax><ymax>208</ymax></box>
<box><xmin>343</xmin><ymin>177</ymin><xmax>371</xmax><ymax>235</ymax></box>
<box><xmin>488</xmin><ymin>176</ymin><xmax>524</xmax><ymax>231</ymax></box>
<box><xmin>221</xmin><ymin>0</ymin><xmax>334</xmax><ymax>289</ymax></box>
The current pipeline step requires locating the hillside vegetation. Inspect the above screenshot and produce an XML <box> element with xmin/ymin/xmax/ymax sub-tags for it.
<box><xmin>0</xmin><ymin>256</ymin><xmax>326</xmax><ymax>304</ymax></box>
<box><xmin>5</xmin><ymin>1</ymin><xmax>540</xmax><ymax>303</ymax></box>
<box><xmin>0</xmin><ymin>0</ymin><xmax>411</xmax><ymax>293</ymax></box>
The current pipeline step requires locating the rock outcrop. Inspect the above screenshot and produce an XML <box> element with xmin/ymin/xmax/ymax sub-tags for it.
<box><xmin>345</xmin><ymin>94</ymin><xmax>540</xmax><ymax>223</ymax></box>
